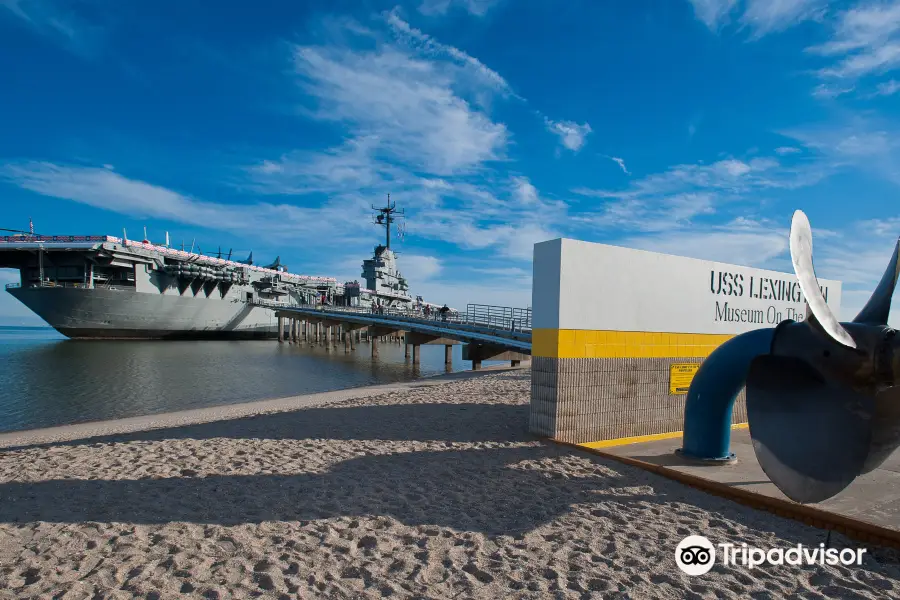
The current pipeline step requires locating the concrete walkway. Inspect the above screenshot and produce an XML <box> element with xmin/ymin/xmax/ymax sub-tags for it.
<box><xmin>582</xmin><ymin>428</ymin><xmax>900</xmax><ymax>534</ymax></box>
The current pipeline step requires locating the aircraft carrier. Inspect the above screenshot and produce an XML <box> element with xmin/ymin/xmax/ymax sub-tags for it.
<box><xmin>1</xmin><ymin>199</ymin><xmax>416</xmax><ymax>339</ymax></box>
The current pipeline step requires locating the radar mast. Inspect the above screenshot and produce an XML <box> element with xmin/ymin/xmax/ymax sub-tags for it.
<box><xmin>372</xmin><ymin>194</ymin><xmax>405</xmax><ymax>250</ymax></box>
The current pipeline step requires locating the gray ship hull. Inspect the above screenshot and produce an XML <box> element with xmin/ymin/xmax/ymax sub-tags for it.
<box><xmin>8</xmin><ymin>287</ymin><xmax>279</xmax><ymax>340</ymax></box>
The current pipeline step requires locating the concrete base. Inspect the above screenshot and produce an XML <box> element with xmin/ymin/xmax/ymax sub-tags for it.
<box><xmin>582</xmin><ymin>428</ymin><xmax>900</xmax><ymax>536</ymax></box>
<box><xmin>674</xmin><ymin>448</ymin><xmax>738</xmax><ymax>465</ymax></box>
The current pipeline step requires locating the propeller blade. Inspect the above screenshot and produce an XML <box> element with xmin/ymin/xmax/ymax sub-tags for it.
<box><xmin>747</xmin><ymin>354</ymin><xmax>873</xmax><ymax>503</ymax></box>
<box><xmin>862</xmin><ymin>385</ymin><xmax>900</xmax><ymax>473</ymax></box>
<box><xmin>853</xmin><ymin>238</ymin><xmax>900</xmax><ymax>325</ymax></box>
<box><xmin>790</xmin><ymin>210</ymin><xmax>856</xmax><ymax>349</ymax></box>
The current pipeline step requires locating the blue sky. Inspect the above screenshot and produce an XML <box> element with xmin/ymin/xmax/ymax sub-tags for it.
<box><xmin>1</xmin><ymin>0</ymin><xmax>898</xmax><ymax>326</ymax></box>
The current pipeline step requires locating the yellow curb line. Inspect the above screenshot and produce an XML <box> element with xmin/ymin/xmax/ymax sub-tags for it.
<box><xmin>579</xmin><ymin>422</ymin><xmax>748</xmax><ymax>450</ymax></box>
<box><xmin>552</xmin><ymin>438</ymin><xmax>900</xmax><ymax>550</ymax></box>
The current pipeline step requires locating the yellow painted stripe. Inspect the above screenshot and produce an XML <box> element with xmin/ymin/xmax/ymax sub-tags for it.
<box><xmin>577</xmin><ymin>422</ymin><xmax>749</xmax><ymax>450</ymax></box>
<box><xmin>532</xmin><ymin>328</ymin><xmax>735</xmax><ymax>359</ymax></box>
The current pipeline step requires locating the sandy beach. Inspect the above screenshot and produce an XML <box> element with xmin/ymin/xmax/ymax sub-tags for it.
<box><xmin>1</xmin><ymin>368</ymin><xmax>898</xmax><ymax>599</ymax></box>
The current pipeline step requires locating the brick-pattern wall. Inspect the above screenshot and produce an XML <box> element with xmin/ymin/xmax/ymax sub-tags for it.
<box><xmin>530</xmin><ymin>356</ymin><xmax>747</xmax><ymax>444</ymax></box>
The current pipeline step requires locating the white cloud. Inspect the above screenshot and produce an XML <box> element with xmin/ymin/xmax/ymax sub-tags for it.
<box><xmin>782</xmin><ymin>118</ymin><xmax>900</xmax><ymax>184</ymax></box>
<box><xmin>841</xmin><ymin>290</ymin><xmax>900</xmax><ymax>326</ymax></box>
<box><xmin>0</xmin><ymin>0</ymin><xmax>104</xmax><ymax>58</ymax></box>
<box><xmin>398</xmin><ymin>254</ymin><xmax>443</xmax><ymax>281</ymax></box>
<box><xmin>511</xmin><ymin>176</ymin><xmax>539</xmax><ymax>205</ymax></box>
<box><xmin>574</xmin><ymin>154</ymin><xmax>820</xmax><ymax>206</ymax></box>
<box><xmin>717</xmin><ymin>158</ymin><xmax>752</xmax><ymax>176</ymax></box>
<box><xmin>622</xmin><ymin>221</ymin><xmax>789</xmax><ymax>266</ymax></box>
<box><xmin>416</xmin><ymin>213</ymin><xmax>558</xmax><ymax>261</ymax></box>
<box><xmin>774</xmin><ymin>146</ymin><xmax>802</xmax><ymax>155</ymax></box>
<box><xmin>809</xmin><ymin>1</ymin><xmax>900</xmax><ymax>79</ymax></box>
<box><xmin>607</xmin><ymin>156</ymin><xmax>630</xmax><ymax>175</ymax></box>
<box><xmin>688</xmin><ymin>0</ymin><xmax>826</xmax><ymax>37</ymax></box>
<box><xmin>567</xmin><ymin>149</ymin><xmax>837</xmax><ymax>266</ymax></box>
<box><xmin>871</xmin><ymin>78</ymin><xmax>900</xmax><ymax>96</ymax></box>
<box><xmin>0</xmin><ymin>162</ymin><xmax>374</xmax><ymax>248</ymax></box>
<box><xmin>545</xmin><ymin>119</ymin><xmax>592</xmax><ymax>152</ymax></box>
<box><xmin>0</xmin><ymin>161</ymin><xmax>560</xmax><ymax>283</ymax></box>
<box><xmin>244</xmin><ymin>136</ymin><xmax>427</xmax><ymax>197</ymax></box>
<box><xmin>811</xmin><ymin>82</ymin><xmax>855</xmax><ymax>99</ymax></box>
<box><xmin>413</xmin><ymin>264</ymin><xmax>533</xmax><ymax>309</ymax></box>
<box><xmin>688</xmin><ymin>0</ymin><xmax>741</xmax><ymax>31</ymax></box>
<box><xmin>385</xmin><ymin>9</ymin><xmax>514</xmax><ymax>98</ymax></box>
<box><xmin>811</xmin><ymin>220</ymin><xmax>900</xmax><ymax>327</ymax></box>
<box><xmin>418</xmin><ymin>0</ymin><xmax>503</xmax><ymax>17</ymax></box>
<box><xmin>293</xmin><ymin>41</ymin><xmax>507</xmax><ymax>176</ymax></box>
<box><xmin>738</xmin><ymin>0</ymin><xmax>828</xmax><ymax>38</ymax></box>
<box><xmin>414</xmin><ymin>277</ymin><xmax>531</xmax><ymax>311</ymax></box>
<box><xmin>247</xmin><ymin>13</ymin><xmax>586</xmax><ymax>268</ymax></box>
<box><xmin>571</xmin><ymin>192</ymin><xmax>717</xmax><ymax>234</ymax></box>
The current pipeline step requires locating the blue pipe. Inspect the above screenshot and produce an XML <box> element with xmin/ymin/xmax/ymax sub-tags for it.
<box><xmin>680</xmin><ymin>327</ymin><xmax>776</xmax><ymax>460</ymax></box>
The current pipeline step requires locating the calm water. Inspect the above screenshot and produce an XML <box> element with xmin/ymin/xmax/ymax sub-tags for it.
<box><xmin>0</xmin><ymin>326</ymin><xmax>481</xmax><ymax>434</ymax></box>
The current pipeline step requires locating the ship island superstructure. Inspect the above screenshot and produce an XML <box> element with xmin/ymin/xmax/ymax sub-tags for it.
<box><xmin>1</xmin><ymin>199</ymin><xmax>417</xmax><ymax>339</ymax></box>
<box><xmin>352</xmin><ymin>197</ymin><xmax>412</xmax><ymax>308</ymax></box>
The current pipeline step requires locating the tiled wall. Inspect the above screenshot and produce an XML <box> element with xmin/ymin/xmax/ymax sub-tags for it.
<box><xmin>530</xmin><ymin>330</ymin><xmax>747</xmax><ymax>444</ymax></box>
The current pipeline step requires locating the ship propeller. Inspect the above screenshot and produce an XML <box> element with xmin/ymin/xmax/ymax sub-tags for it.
<box><xmin>743</xmin><ymin>211</ymin><xmax>900</xmax><ymax>503</ymax></box>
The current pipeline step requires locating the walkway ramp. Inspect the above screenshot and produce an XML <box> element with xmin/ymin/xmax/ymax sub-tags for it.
<box><xmin>260</xmin><ymin>302</ymin><xmax>533</xmax><ymax>354</ymax></box>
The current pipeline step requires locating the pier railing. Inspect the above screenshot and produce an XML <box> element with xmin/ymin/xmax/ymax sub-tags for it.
<box><xmin>252</xmin><ymin>300</ymin><xmax>532</xmax><ymax>333</ymax></box>
<box><xmin>6</xmin><ymin>281</ymin><xmax>92</xmax><ymax>289</ymax></box>
<box><xmin>465</xmin><ymin>304</ymin><xmax>531</xmax><ymax>331</ymax></box>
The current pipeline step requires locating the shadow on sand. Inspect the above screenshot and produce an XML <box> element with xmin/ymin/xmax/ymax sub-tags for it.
<box><xmin>0</xmin><ymin>393</ymin><xmax>647</xmax><ymax>536</ymax></box>
<box><xmin>2</xmin><ymin>383</ymin><xmax>892</xmax><ymax>568</ymax></box>
<box><xmin>0</xmin><ymin>444</ymin><xmax>641</xmax><ymax>536</ymax></box>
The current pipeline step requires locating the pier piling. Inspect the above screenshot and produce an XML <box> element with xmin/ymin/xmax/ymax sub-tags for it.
<box><xmin>278</xmin><ymin>316</ymin><xmax>284</xmax><ymax>343</ymax></box>
<box><xmin>444</xmin><ymin>344</ymin><xmax>452</xmax><ymax>366</ymax></box>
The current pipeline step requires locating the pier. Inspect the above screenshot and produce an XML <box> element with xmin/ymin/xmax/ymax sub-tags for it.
<box><xmin>260</xmin><ymin>302</ymin><xmax>532</xmax><ymax>370</ymax></box>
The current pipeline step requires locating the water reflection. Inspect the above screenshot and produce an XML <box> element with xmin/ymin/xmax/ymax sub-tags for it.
<box><xmin>0</xmin><ymin>327</ymin><xmax>486</xmax><ymax>433</ymax></box>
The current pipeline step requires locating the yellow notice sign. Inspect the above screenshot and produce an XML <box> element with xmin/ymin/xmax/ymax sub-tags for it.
<box><xmin>669</xmin><ymin>363</ymin><xmax>700</xmax><ymax>395</ymax></box>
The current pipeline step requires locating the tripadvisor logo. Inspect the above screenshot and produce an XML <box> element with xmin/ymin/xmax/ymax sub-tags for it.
<box><xmin>675</xmin><ymin>535</ymin><xmax>867</xmax><ymax>576</ymax></box>
<box><xmin>676</xmin><ymin>536</ymin><xmax>716</xmax><ymax>576</ymax></box>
